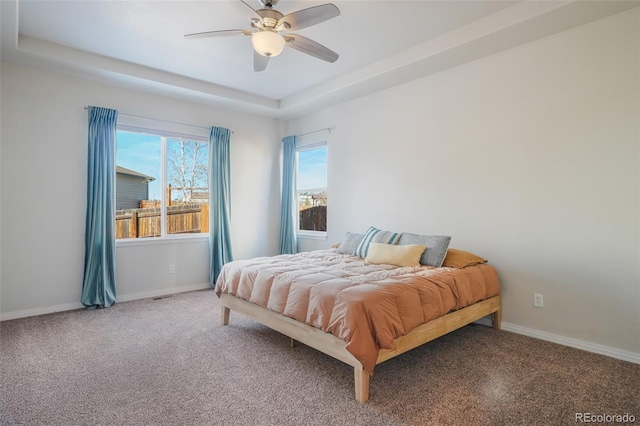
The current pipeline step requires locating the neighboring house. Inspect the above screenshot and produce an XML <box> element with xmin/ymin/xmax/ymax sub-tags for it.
<box><xmin>190</xmin><ymin>191</ymin><xmax>209</xmax><ymax>204</ymax></box>
<box><xmin>116</xmin><ymin>166</ymin><xmax>155</xmax><ymax>210</ymax></box>
<box><xmin>311</xmin><ymin>192</ymin><xmax>327</xmax><ymax>207</ymax></box>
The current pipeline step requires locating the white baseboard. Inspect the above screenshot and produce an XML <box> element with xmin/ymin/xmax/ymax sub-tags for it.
<box><xmin>116</xmin><ymin>283</ymin><xmax>211</xmax><ymax>303</ymax></box>
<box><xmin>0</xmin><ymin>283</ymin><xmax>211</xmax><ymax>321</ymax></box>
<box><xmin>474</xmin><ymin>318</ymin><xmax>640</xmax><ymax>365</ymax></box>
<box><xmin>0</xmin><ymin>301</ymin><xmax>86</xmax><ymax>322</ymax></box>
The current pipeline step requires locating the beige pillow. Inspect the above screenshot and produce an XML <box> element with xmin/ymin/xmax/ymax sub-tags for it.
<box><xmin>365</xmin><ymin>243</ymin><xmax>426</xmax><ymax>267</ymax></box>
<box><xmin>442</xmin><ymin>248</ymin><xmax>487</xmax><ymax>268</ymax></box>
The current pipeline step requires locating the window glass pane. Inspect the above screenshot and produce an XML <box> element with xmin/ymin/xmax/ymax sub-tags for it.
<box><xmin>116</xmin><ymin>131</ymin><xmax>161</xmax><ymax>239</ymax></box>
<box><xmin>166</xmin><ymin>139</ymin><xmax>209</xmax><ymax>235</ymax></box>
<box><xmin>115</xmin><ymin>131</ymin><xmax>209</xmax><ymax>240</ymax></box>
<box><xmin>297</xmin><ymin>146</ymin><xmax>327</xmax><ymax>232</ymax></box>
<box><xmin>298</xmin><ymin>189</ymin><xmax>327</xmax><ymax>231</ymax></box>
<box><xmin>298</xmin><ymin>146</ymin><xmax>327</xmax><ymax>190</ymax></box>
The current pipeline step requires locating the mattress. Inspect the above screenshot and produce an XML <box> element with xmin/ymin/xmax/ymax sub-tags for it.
<box><xmin>215</xmin><ymin>249</ymin><xmax>500</xmax><ymax>373</ymax></box>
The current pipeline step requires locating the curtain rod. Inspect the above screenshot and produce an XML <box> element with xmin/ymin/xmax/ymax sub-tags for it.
<box><xmin>83</xmin><ymin>106</ymin><xmax>233</xmax><ymax>134</ymax></box>
<box><xmin>297</xmin><ymin>128</ymin><xmax>332</xmax><ymax>138</ymax></box>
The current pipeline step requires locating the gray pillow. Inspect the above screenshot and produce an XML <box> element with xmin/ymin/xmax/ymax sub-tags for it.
<box><xmin>397</xmin><ymin>233</ymin><xmax>451</xmax><ymax>267</ymax></box>
<box><xmin>337</xmin><ymin>232</ymin><xmax>364</xmax><ymax>255</ymax></box>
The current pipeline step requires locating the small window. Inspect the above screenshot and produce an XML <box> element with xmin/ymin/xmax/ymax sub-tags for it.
<box><xmin>116</xmin><ymin>130</ymin><xmax>209</xmax><ymax>240</ymax></box>
<box><xmin>296</xmin><ymin>143</ymin><xmax>327</xmax><ymax>234</ymax></box>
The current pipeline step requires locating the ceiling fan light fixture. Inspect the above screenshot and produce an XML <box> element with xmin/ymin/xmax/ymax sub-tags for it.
<box><xmin>252</xmin><ymin>31</ymin><xmax>285</xmax><ymax>57</ymax></box>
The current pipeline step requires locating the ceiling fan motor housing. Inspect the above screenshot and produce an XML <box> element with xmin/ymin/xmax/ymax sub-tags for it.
<box><xmin>257</xmin><ymin>9</ymin><xmax>283</xmax><ymax>26</ymax></box>
<box><xmin>258</xmin><ymin>0</ymin><xmax>279</xmax><ymax>8</ymax></box>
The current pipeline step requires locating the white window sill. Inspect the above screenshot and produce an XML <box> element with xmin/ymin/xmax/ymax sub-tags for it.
<box><xmin>116</xmin><ymin>235</ymin><xmax>209</xmax><ymax>248</ymax></box>
<box><xmin>297</xmin><ymin>231</ymin><xmax>327</xmax><ymax>241</ymax></box>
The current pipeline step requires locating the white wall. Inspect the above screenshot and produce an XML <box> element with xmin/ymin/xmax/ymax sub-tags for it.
<box><xmin>285</xmin><ymin>10</ymin><xmax>640</xmax><ymax>357</ymax></box>
<box><xmin>0</xmin><ymin>61</ymin><xmax>281</xmax><ymax>318</ymax></box>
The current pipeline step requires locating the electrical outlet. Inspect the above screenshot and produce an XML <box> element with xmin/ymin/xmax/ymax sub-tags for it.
<box><xmin>169</xmin><ymin>264</ymin><xmax>175</xmax><ymax>274</ymax></box>
<box><xmin>533</xmin><ymin>293</ymin><xmax>543</xmax><ymax>308</ymax></box>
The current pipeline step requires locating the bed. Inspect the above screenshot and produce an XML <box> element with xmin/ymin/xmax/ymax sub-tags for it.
<box><xmin>215</xmin><ymin>248</ymin><xmax>501</xmax><ymax>402</ymax></box>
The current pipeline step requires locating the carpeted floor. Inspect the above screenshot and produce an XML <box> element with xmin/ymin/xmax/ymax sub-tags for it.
<box><xmin>1</xmin><ymin>289</ymin><xmax>638</xmax><ymax>426</ymax></box>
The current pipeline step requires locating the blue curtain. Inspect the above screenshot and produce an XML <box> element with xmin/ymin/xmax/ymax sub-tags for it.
<box><xmin>279</xmin><ymin>136</ymin><xmax>297</xmax><ymax>254</ymax></box>
<box><xmin>209</xmin><ymin>126</ymin><xmax>233</xmax><ymax>286</ymax></box>
<box><xmin>82</xmin><ymin>106</ymin><xmax>118</xmax><ymax>308</ymax></box>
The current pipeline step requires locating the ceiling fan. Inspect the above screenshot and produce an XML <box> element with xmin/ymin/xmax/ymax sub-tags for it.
<box><xmin>184</xmin><ymin>0</ymin><xmax>340</xmax><ymax>72</ymax></box>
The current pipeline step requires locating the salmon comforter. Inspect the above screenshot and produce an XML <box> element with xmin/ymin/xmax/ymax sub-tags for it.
<box><xmin>215</xmin><ymin>249</ymin><xmax>500</xmax><ymax>374</ymax></box>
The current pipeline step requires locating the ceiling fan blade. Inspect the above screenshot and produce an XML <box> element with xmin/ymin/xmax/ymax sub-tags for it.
<box><xmin>277</xmin><ymin>4</ymin><xmax>339</xmax><ymax>31</ymax></box>
<box><xmin>240</xmin><ymin>0</ymin><xmax>263</xmax><ymax>18</ymax></box>
<box><xmin>284</xmin><ymin>34</ymin><xmax>338</xmax><ymax>63</ymax></box>
<box><xmin>184</xmin><ymin>29</ymin><xmax>252</xmax><ymax>39</ymax></box>
<box><xmin>254</xmin><ymin>51</ymin><xmax>269</xmax><ymax>72</ymax></box>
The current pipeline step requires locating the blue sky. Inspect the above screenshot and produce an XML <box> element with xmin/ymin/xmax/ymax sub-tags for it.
<box><xmin>297</xmin><ymin>146</ymin><xmax>327</xmax><ymax>190</ymax></box>
<box><xmin>117</xmin><ymin>131</ymin><xmax>162</xmax><ymax>199</ymax></box>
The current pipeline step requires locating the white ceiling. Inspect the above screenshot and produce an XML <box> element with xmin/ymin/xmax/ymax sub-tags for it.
<box><xmin>1</xmin><ymin>0</ymin><xmax>638</xmax><ymax>118</ymax></box>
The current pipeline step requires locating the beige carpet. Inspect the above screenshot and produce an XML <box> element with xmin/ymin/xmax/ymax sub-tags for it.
<box><xmin>1</xmin><ymin>289</ymin><xmax>638</xmax><ymax>425</ymax></box>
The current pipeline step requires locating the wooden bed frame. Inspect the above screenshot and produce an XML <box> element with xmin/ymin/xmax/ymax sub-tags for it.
<box><xmin>220</xmin><ymin>293</ymin><xmax>501</xmax><ymax>402</ymax></box>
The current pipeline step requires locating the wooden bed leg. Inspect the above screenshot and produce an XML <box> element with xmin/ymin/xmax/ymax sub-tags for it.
<box><xmin>221</xmin><ymin>306</ymin><xmax>230</xmax><ymax>326</ymax></box>
<box><xmin>354</xmin><ymin>366</ymin><xmax>370</xmax><ymax>403</ymax></box>
<box><xmin>492</xmin><ymin>309</ymin><xmax>502</xmax><ymax>331</ymax></box>
<box><xmin>290</xmin><ymin>338</ymin><xmax>297</xmax><ymax>348</ymax></box>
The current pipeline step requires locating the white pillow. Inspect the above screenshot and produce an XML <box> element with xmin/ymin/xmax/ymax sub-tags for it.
<box><xmin>365</xmin><ymin>243</ymin><xmax>426</xmax><ymax>267</ymax></box>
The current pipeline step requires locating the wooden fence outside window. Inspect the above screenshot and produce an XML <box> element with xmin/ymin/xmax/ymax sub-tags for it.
<box><xmin>299</xmin><ymin>205</ymin><xmax>326</xmax><ymax>232</ymax></box>
<box><xmin>116</xmin><ymin>203</ymin><xmax>209</xmax><ymax>239</ymax></box>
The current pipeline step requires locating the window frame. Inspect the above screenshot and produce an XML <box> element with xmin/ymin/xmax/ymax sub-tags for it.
<box><xmin>295</xmin><ymin>141</ymin><xmax>328</xmax><ymax>240</ymax></box>
<box><xmin>115</xmin><ymin>117</ymin><xmax>210</xmax><ymax>246</ymax></box>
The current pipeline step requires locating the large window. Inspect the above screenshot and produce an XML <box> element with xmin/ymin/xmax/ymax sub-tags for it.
<box><xmin>296</xmin><ymin>143</ymin><xmax>327</xmax><ymax>234</ymax></box>
<box><xmin>115</xmin><ymin>129</ymin><xmax>209</xmax><ymax>240</ymax></box>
